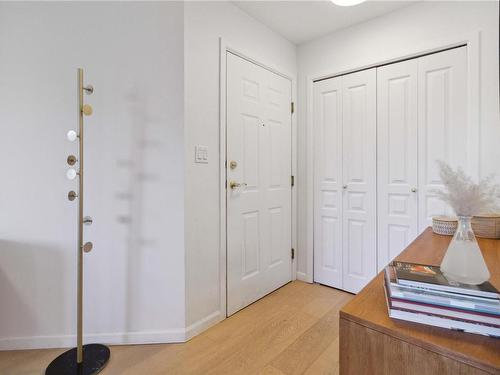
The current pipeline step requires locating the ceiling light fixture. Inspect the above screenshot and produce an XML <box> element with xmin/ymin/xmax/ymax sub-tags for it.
<box><xmin>330</xmin><ymin>0</ymin><xmax>367</xmax><ymax>6</ymax></box>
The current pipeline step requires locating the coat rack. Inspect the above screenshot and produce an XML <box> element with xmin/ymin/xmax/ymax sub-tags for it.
<box><xmin>46</xmin><ymin>69</ymin><xmax>110</xmax><ymax>375</ymax></box>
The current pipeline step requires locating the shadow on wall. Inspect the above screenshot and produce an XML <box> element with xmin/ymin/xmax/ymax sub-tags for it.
<box><xmin>0</xmin><ymin>240</ymin><xmax>67</xmax><ymax>339</ymax></box>
<box><xmin>115</xmin><ymin>87</ymin><xmax>163</xmax><ymax>333</ymax></box>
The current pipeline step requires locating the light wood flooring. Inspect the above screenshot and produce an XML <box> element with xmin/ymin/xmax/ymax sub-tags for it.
<box><xmin>0</xmin><ymin>281</ymin><xmax>353</xmax><ymax>375</ymax></box>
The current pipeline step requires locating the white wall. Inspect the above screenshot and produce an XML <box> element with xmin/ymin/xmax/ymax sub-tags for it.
<box><xmin>184</xmin><ymin>1</ymin><xmax>297</xmax><ymax>334</ymax></box>
<box><xmin>3</xmin><ymin>0</ymin><xmax>497</xmax><ymax>350</ymax></box>
<box><xmin>296</xmin><ymin>1</ymin><xmax>500</xmax><ymax>279</ymax></box>
<box><xmin>0</xmin><ymin>0</ymin><xmax>296</xmax><ymax>350</ymax></box>
<box><xmin>0</xmin><ymin>2</ymin><xmax>186</xmax><ymax>349</ymax></box>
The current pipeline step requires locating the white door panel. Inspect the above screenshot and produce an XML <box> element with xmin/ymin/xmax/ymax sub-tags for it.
<box><xmin>313</xmin><ymin>77</ymin><xmax>343</xmax><ymax>288</ymax></box>
<box><xmin>342</xmin><ymin>69</ymin><xmax>377</xmax><ymax>294</ymax></box>
<box><xmin>226</xmin><ymin>53</ymin><xmax>292</xmax><ymax>316</ymax></box>
<box><xmin>417</xmin><ymin>47</ymin><xmax>468</xmax><ymax>231</ymax></box>
<box><xmin>377</xmin><ymin>60</ymin><xmax>418</xmax><ymax>270</ymax></box>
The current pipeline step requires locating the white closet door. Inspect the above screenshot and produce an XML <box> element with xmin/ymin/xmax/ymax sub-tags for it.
<box><xmin>313</xmin><ymin>77</ymin><xmax>343</xmax><ymax>288</ymax></box>
<box><xmin>342</xmin><ymin>69</ymin><xmax>377</xmax><ymax>293</ymax></box>
<box><xmin>377</xmin><ymin>60</ymin><xmax>418</xmax><ymax>270</ymax></box>
<box><xmin>417</xmin><ymin>47</ymin><xmax>468</xmax><ymax>231</ymax></box>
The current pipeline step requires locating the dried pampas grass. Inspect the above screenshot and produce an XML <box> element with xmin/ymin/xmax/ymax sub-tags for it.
<box><xmin>433</xmin><ymin>161</ymin><xmax>500</xmax><ymax>217</ymax></box>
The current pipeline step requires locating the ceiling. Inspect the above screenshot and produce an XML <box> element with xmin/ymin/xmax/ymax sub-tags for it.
<box><xmin>233</xmin><ymin>1</ymin><xmax>417</xmax><ymax>45</ymax></box>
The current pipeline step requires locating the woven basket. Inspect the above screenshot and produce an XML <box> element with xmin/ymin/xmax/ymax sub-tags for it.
<box><xmin>432</xmin><ymin>216</ymin><xmax>458</xmax><ymax>236</ymax></box>
<box><xmin>472</xmin><ymin>214</ymin><xmax>500</xmax><ymax>239</ymax></box>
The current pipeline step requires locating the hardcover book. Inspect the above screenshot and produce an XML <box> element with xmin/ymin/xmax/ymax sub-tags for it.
<box><xmin>385</xmin><ymin>269</ymin><xmax>500</xmax><ymax>323</ymax></box>
<box><xmin>391</xmin><ymin>261</ymin><xmax>499</xmax><ymax>300</ymax></box>
<box><xmin>383</xmin><ymin>280</ymin><xmax>500</xmax><ymax>338</ymax></box>
<box><xmin>385</xmin><ymin>265</ymin><xmax>500</xmax><ymax>310</ymax></box>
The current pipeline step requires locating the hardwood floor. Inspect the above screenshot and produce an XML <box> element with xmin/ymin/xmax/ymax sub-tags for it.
<box><xmin>0</xmin><ymin>281</ymin><xmax>353</xmax><ymax>375</ymax></box>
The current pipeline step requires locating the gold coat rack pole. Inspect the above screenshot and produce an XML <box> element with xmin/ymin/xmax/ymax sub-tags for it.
<box><xmin>77</xmin><ymin>68</ymin><xmax>84</xmax><ymax>364</ymax></box>
<box><xmin>45</xmin><ymin>68</ymin><xmax>110</xmax><ymax>375</ymax></box>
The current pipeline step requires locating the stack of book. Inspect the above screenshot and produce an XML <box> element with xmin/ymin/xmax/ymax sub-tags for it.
<box><xmin>384</xmin><ymin>261</ymin><xmax>500</xmax><ymax>338</ymax></box>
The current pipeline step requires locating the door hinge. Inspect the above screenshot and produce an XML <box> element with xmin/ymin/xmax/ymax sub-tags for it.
<box><xmin>291</xmin><ymin>248</ymin><xmax>295</xmax><ymax>260</ymax></box>
<box><xmin>291</xmin><ymin>175</ymin><xmax>295</xmax><ymax>187</ymax></box>
<box><xmin>291</xmin><ymin>102</ymin><xmax>295</xmax><ymax>114</ymax></box>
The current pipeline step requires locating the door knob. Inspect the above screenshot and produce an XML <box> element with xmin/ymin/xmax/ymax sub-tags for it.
<box><xmin>229</xmin><ymin>181</ymin><xmax>247</xmax><ymax>189</ymax></box>
<box><xmin>343</xmin><ymin>185</ymin><xmax>348</xmax><ymax>189</ymax></box>
<box><xmin>411</xmin><ymin>187</ymin><xmax>417</xmax><ymax>193</ymax></box>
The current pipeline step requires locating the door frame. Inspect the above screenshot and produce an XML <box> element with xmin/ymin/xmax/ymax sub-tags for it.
<box><xmin>219</xmin><ymin>37</ymin><xmax>298</xmax><ymax>317</ymax></box>
<box><xmin>303</xmin><ymin>31</ymin><xmax>481</xmax><ymax>284</ymax></box>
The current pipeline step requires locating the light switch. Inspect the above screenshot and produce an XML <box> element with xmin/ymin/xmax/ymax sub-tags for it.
<box><xmin>195</xmin><ymin>145</ymin><xmax>208</xmax><ymax>164</ymax></box>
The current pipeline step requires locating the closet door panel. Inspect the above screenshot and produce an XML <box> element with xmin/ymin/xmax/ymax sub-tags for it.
<box><xmin>417</xmin><ymin>47</ymin><xmax>468</xmax><ymax>231</ymax></box>
<box><xmin>342</xmin><ymin>69</ymin><xmax>377</xmax><ymax>294</ymax></box>
<box><xmin>377</xmin><ymin>60</ymin><xmax>418</xmax><ymax>271</ymax></box>
<box><xmin>313</xmin><ymin>77</ymin><xmax>343</xmax><ymax>288</ymax></box>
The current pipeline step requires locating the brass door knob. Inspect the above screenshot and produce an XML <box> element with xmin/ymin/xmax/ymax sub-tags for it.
<box><xmin>229</xmin><ymin>181</ymin><xmax>247</xmax><ymax>189</ymax></box>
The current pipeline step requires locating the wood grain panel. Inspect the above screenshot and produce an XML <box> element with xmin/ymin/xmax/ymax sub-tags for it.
<box><xmin>340</xmin><ymin>228</ymin><xmax>500</xmax><ymax>375</ymax></box>
<box><xmin>271</xmin><ymin>292</ymin><xmax>351</xmax><ymax>374</ymax></box>
<box><xmin>340</xmin><ymin>319</ymin><xmax>491</xmax><ymax>375</ymax></box>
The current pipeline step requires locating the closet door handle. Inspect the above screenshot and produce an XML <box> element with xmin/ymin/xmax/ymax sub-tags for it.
<box><xmin>411</xmin><ymin>187</ymin><xmax>417</xmax><ymax>193</ymax></box>
<box><xmin>342</xmin><ymin>185</ymin><xmax>348</xmax><ymax>190</ymax></box>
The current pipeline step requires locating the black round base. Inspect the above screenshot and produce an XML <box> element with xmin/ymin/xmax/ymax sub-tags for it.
<box><xmin>45</xmin><ymin>344</ymin><xmax>110</xmax><ymax>375</ymax></box>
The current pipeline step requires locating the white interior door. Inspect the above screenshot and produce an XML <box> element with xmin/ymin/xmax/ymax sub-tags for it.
<box><xmin>313</xmin><ymin>77</ymin><xmax>343</xmax><ymax>288</ymax></box>
<box><xmin>377</xmin><ymin>60</ymin><xmax>418</xmax><ymax>270</ymax></box>
<box><xmin>417</xmin><ymin>46</ymin><xmax>468</xmax><ymax>231</ymax></box>
<box><xmin>226</xmin><ymin>52</ymin><xmax>292</xmax><ymax>316</ymax></box>
<box><xmin>342</xmin><ymin>69</ymin><xmax>377</xmax><ymax>293</ymax></box>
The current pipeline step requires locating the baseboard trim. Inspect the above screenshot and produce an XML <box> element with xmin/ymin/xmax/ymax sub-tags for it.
<box><xmin>0</xmin><ymin>311</ymin><xmax>226</xmax><ymax>350</ymax></box>
<box><xmin>297</xmin><ymin>271</ymin><xmax>313</xmax><ymax>283</ymax></box>
<box><xmin>0</xmin><ymin>329</ymin><xmax>186</xmax><ymax>351</ymax></box>
<box><xmin>185</xmin><ymin>310</ymin><xmax>223</xmax><ymax>341</ymax></box>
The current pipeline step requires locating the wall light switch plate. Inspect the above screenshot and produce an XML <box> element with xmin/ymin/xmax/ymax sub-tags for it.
<box><xmin>195</xmin><ymin>145</ymin><xmax>208</xmax><ymax>164</ymax></box>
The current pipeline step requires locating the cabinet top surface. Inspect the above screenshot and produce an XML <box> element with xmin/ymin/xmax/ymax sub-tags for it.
<box><xmin>340</xmin><ymin>228</ymin><xmax>500</xmax><ymax>372</ymax></box>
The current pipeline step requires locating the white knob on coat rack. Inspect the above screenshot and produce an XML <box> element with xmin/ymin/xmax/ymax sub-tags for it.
<box><xmin>66</xmin><ymin>168</ymin><xmax>77</xmax><ymax>180</ymax></box>
<box><xmin>67</xmin><ymin>130</ymin><xmax>78</xmax><ymax>142</ymax></box>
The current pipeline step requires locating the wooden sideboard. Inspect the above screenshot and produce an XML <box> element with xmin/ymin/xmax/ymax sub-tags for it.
<box><xmin>339</xmin><ymin>228</ymin><xmax>500</xmax><ymax>375</ymax></box>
